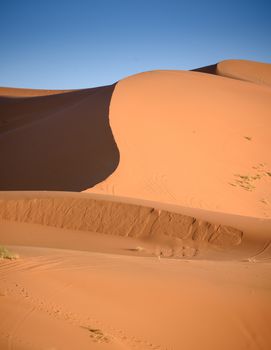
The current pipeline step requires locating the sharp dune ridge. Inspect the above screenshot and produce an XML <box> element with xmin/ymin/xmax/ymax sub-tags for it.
<box><xmin>0</xmin><ymin>59</ymin><xmax>271</xmax><ymax>350</ymax></box>
<box><xmin>87</xmin><ymin>61</ymin><xmax>271</xmax><ymax>218</ymax></box>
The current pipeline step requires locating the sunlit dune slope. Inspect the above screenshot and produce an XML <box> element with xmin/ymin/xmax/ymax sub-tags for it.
<box><xmin>88</xmin><ymin>68</ymin><xmax>271</xmax><ymax>217</ymax></box>
<box><xmin>217</xmin><ymin>59</ymin><xmax>271</xmax><ymax>87</ymax></box>
<box><xmin>0</xmin><ymin>86</ymin><xmax>71</xmax><ymax>97</ymax></box>
<box><xmin>193</xmin><ymin>59</ymin><xmax>271</xmax><ymax>88</ymax></box>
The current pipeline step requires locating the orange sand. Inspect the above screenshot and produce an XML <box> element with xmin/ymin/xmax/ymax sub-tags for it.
<box><xmin>88</xmin><ymin>67</ymin><xmax>271</xmax><ymax>218</ymax></box>
<box><xmin>0</xmin><ymin>59</ymin><xmax>271</xmax><ymax>350</ymax></box>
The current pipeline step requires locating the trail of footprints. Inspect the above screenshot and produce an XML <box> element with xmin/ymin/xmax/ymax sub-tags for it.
<box><xmin>0</xmin><ymin>278</ymin><xmax>164</xmax><ymax>350</ymax></box>
<box><xmin>158</xmin><ymin>245</ymin><xmax>198</xmax><ymax>259</ymax></box>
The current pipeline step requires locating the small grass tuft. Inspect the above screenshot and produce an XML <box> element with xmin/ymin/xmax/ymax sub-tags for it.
<box><xmin>244</xmin><ymin>136</ymin><xmax>252</xmax><ymax>141</ymax></box>
<box><xmin>0</xmin><ymin>246</ymin><xmax>19</xmax><ymax>260</ymax></box>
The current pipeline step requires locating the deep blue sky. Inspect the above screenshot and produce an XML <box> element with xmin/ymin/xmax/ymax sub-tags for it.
<box><xmin>1</xmin><ymin>0</ymin><xmax>270</xmax><ymax>89</ymax></box>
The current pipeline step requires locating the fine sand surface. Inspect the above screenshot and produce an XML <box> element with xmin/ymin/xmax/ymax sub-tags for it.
<box><xmin>0</xmin><ymin>191</ymin><xmax>271</xmax><ymax>349</ymax></box>
<box><xmin>1</xmin><ymin>244</ymin><xmax>271</xmax><ymax>350</ymax></box>
<box><xmin>88</xmin><ymin>65</ymin><xmax>271</xmax><ymax>218</ymax></box>
<box><xmin>0</xmin><ymin>59</ymin><xmax>271</xmax><ymax>349</ymax></box>
<box><xmin>193</xmin><ymin>59</ymin><xmax>271</xmax><ymax>88</ymax></box>
<box><xmin>217</xmin><ymin>59</ymin><xmax>271</xmax><ymax>88</ymax></box>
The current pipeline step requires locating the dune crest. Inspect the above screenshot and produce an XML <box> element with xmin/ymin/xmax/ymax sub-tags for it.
<box><xmin>0</xmin><ymin>86</ymin><xmax>71</xmax><ymax>97</ymax></box>
<box><xmin>217</xmin><ymin>59</ymin><xmax>271</xmax><ymax>87</ymax></box>
<box><xmin>88</xmin><ymin>68</ymin><xmax>271</xmax><ymax>217</ymax></box>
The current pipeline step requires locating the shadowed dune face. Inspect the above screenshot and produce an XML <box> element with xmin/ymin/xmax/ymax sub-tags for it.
<box><xmin>0</xmin><ymin>84</ymin><xmax>119</xmax><ymax>190</ymax></box>
<box><xmin>191</xmin><ymin>63</ymin><xmax>217</xmax><ymax>75</ymax></box>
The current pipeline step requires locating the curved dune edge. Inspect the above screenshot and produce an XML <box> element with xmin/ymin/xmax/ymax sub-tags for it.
<box><xmin>88</xmin><ymin>69</ymin><xmax>271</xmax><ymax>218</ymax></box>
<box><xmin>193</xmin><ymin>59</ymin><xmax>271</xmax><ymax>88</ymax></box>
<box><xmin>1</xmin><ymin>191</ymin><xmax>271</xmax><ymax>261</ymax></box>
<box><xmin>217</xmin><ymin>59</ymin><xmax>271</xmax><ymax>88</ymax></box>
<box><xmin>0</xmin><ymin>86</ymin><xmax>72</xmax><ymax>97</ymax></box>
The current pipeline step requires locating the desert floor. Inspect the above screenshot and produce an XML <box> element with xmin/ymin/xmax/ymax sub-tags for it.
<box><xmin>1</xmin><ymin>60</ymin><xmax>271</xmax><ymax>349</ymax></box>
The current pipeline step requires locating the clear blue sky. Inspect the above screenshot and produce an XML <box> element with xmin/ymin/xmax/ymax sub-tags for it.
<box><xmin>1</xmin><ymin>0</ymin><xmax>270</xmax><ymax>89</ymax></box>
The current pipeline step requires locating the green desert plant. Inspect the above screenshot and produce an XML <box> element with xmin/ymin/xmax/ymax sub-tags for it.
<box><xmin>0</xmin><ymin>246</ymin><xmax>18</xmax><ymax>260</ymax></box>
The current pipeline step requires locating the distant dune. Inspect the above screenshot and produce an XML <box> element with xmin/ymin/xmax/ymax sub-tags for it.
<box><xmin>217</xmin><ymin>59</ymin><xmax>271</xmax><ymax>87</ymax></box>
<box><xmin>0</xmin><ymin>59</ymin><xmax>271</xmax><ymax>350</ymax></box>
<box><xmin>0</xmin><ymin>87</ymin><xmax>71</xmax><ymax>97</ymax></box>
<box><xmin>193</xmin><ymin>59</ymin><xmax>271</xmax><ymax>87</ymax></box>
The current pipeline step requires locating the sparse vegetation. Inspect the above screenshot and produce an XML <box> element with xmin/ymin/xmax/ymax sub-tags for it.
<box><xmin>260</xmin><ymin>199</ymin><xmax>269</xmax><ymax>205</ymax></box>
<box><xmin>0</xmin><ymin>246</ymin><xmax>18</xmax><ymax>260</ymax></box>
<box><xmin>229</xmin><ymin>163</ymin><xmax>271</xmax><ymax>191</ymax></box>
<box><xmin>244</xmin><ymin>136</ymin><xmax>252</xmax><ymax>141</ymax></box>
<box><xmin>82</xmin><ymin>327</ymin><xmax>109</xmax><ymax>343</ymax></box>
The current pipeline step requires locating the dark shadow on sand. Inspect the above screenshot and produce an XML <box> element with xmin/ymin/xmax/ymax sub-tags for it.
<box><xmin>0</xmin><ymin>83</ymin><xmax>120</xmax><ymax>191</ymax></box>
<box><xmin>191</xmin><ymin>64</ymin><xmax>217</xmax><ymax>75</ymax></box>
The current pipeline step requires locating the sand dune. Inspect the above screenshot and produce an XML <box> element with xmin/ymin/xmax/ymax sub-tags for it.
<box><xmin>193</xmin><ymin>59</ymin><xmax>271</xmax><ymax>87</ymax></box>
<box><xmin>1</xmin><ymin>59</ymin><xmax>271</xmax><ymax>349</ymax></box>
<box><xmin>88</xmin><ymin>68</ymin><xmax>271</xmax><ymax>218</ymax></box>
<box><xmin>1</xmin><ymin>61</ymin><xmax>270</xmax><ymax>217</ymax></box>
<box><xmin>217</xmin><ymin>59</ymin><xmax>271</xmax><ymax>87</ymax></box>
<box><xmin>0</xmin><ymin>87</ymin><xmax>71</xmax><ymax>97</ymax></box>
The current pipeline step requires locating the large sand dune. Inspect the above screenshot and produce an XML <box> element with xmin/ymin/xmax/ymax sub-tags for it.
<box><xmin>88</xmin><ymin>66</ymin><xmax>271</xmax><ymax>218</ymax></box>
<box><xmin>0</xmin><ymin>59</ymin><xmax>271</xmax><ymax>349</ymax></box>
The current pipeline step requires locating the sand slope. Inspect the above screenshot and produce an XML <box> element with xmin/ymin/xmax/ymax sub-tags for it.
<box><xmin>0</xmin><ymin>191</ymin><xmax>271</xmax><ymax>261</ymax></box>
<box><xmin>193</xmin><ymin>59</ymin><xmax>271</xmax><ymax>88</ymax></box>
<box><xmin>88</xmin><ymin>68</ymin><xmax>271</xmax><ymax>218</ymax></box>
<box><xmin>0</xmin><ymin>85</ymin><xmax>119</xmax><ymax>190</ymax></box>
<box><xmin>1</xmin><ymin>61</ymin><xmax>270</xmax><ymax>216</ymax></box>
<box><xmin>217</xmin><ymin>59</ymin><xmax>271</xmax><ymax>87</ymax></box>
<box><xmin>0</xmin><ymin>60</ymin><xmax>271</xmax><ymax>350</ymax></box>
<box><xmin>0</xmin><ymin>244</ymin><xmax>271</xmax><ymax>350</ymax></box>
